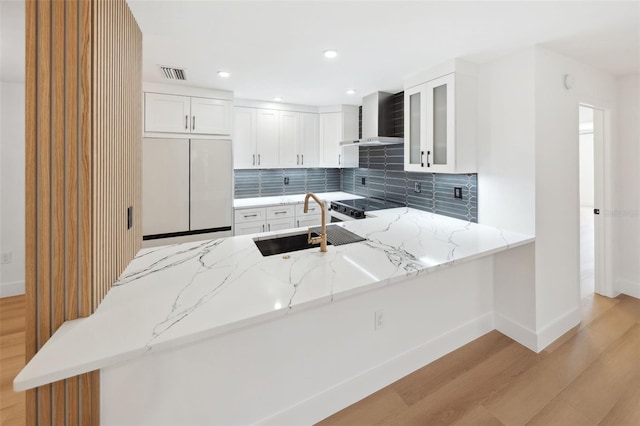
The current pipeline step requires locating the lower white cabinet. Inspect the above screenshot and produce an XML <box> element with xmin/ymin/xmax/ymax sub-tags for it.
<box><xmin>234</xmin><ymin>201</ymin><xmax>328</xmax><ymax>236</ymax></box>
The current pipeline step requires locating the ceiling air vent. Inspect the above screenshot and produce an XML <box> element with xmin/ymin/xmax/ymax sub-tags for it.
<box><xmin>159</xmin><ymin>66</ymin><xmax>186</xmax><ymax>81</ymax></box>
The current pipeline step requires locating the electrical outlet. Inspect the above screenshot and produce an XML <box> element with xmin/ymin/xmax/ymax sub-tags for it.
<box><xmin>284</xmin><ymin>176</ymin><xmax>289</xmax><ymax>185</ymax></box>
<box><xmin>374</xmin><ymin>310</ymin><xmax>385</xmax><ymax>331</ymax></box>
<box><xmin>454</xmin><ymin>187</ymin><xmax>463</xmax><ymax>199</ymax></box>
<box><xmin>414</xmin><ymin>182</ymin><xmax>421</xmax><ymax>193</ymax></box>
<box><xmin>1</xmin><ymin>252</ymin><xmax>12</xmax><ymax>264</ymax></box>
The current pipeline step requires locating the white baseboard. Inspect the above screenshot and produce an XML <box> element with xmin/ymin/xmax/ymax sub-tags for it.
<box><xmin>494</xmin><ymin>312</ymin><xmax>537</xmax><ymax>352</ymax></box>
<box><xmin>0</xmin><ymin>280</ymin><xmax>25</xmax><ymax>298</ymax></box>
<box><xmin>257</xmin><ymin>312</ymin><xmax>495</xmax><ymax>426</ymax></box>
<box><xmin>535</xmin><ymin>307</ymin><xmax>581</xmax><ymax>351</ymax></box>
<box><xmin>616</xmin><ymin>279</ymin><xmax>640</xmax><ymax>299</ymax></box>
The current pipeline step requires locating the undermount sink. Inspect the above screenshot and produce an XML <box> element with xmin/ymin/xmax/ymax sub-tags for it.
<box><xmin>253</xmin><ymin>225</ymin><xmax>365</xmax><ymax>257</ymax></box>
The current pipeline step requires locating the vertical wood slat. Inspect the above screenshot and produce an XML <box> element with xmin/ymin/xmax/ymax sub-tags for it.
<box><xmin>25</xmin><ymin>0</ymin><xmax>37</xmax><ymax>424</ymax></box>
<box><xmin>25</xmin><ymin>0</ymin><xmax>141</xmax><ymax>424</ymax></box>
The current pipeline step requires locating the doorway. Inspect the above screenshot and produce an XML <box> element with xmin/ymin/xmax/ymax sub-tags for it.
<box><xmin>579</xmin><ymin>104</ymin><xmax>605</xmax><ymax>298</ymax></box>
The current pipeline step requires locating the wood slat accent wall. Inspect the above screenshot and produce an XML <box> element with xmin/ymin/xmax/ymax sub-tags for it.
<box><xmin>25</xmin><ymin>1</ymin><xmax>142</xmax><ymax>424</ymax></box>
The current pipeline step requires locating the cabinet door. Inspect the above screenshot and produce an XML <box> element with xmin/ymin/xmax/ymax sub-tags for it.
<box><xmin>426</xmin><ymin>74</ymin><xmax>456</xmax><ymax>172</ymax></box>
<box><xmin>233</xmin><ymin>107</ymin><xmax>257</xmax><ymax>168</ymax></box>
<box><xmin>296</xmin><ymin>215</ymin><xmax>323</xmax><ymax>228</ymax></box>
<box><xmin>234</xmin><ymin>221</ymin><xmax>265</xmax><ymax>236</ymax></box>
<box><xmin>299</xmin><ymin>113</ymin><xmax>319</xmax><ymax>167</ymax></box>
<box><xmin>278</xmin><ymin>111</ymin><xmax>299</xmax><ymax>168</ymax></box>
<box><xmin>142</xmin><ymin>138</ymin><xmax>190</xmax><ymax>235</ymax></box>
<box><xmin>404</xmin><ymin>83</ymin><xmax>427</xmax><ymax>172</ymax></box>
<box><xmin>266</xmin><ymin>217</ymin><xmax>295</xmax><ymax>232</ymax></box>
<box><xmin>190</xmin><ymin>139</ymin><xmax>233</xmax><ymax>231</ymax></box>
<box><xmin>145</xmin><ymin>93</ymin><xmax>191</xmax><ymax>133</ymax></box>
<box><xmin>190</xmin><ymin>97</ymin><xmax>232</xmax><ymax>135</ymax></box>
<box><xmin>319</xmin><ymin>112</ymin><xmax>341</xmax><ymax>167</ymax></box>
<box><xmin>256</xmin><ymin>109</ymin><xmax>280</xmax><ymax>168</ymax></box>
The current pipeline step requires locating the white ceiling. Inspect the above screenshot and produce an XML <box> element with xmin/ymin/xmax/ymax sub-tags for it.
<box><xmin>1</xmin><ymin>1</ymin><xmax>639</xmax><ymax>106</ymax></box>
<box><xmin>127</xmin><ymin>0</ymin><xmax>640</xmax><ymax>106</ymax></box>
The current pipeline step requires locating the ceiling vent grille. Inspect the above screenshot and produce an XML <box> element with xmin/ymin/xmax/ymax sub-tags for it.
<box><xmin>159</xmin><ymin>66</ymin><xmax>186</xmax><ymax>81</ymax></box>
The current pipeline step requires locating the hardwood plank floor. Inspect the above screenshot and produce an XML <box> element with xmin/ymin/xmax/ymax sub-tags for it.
<box><xmin>2</xmin><ymin>294</ymin><xmax>639</xmax><ymax>426</ymax></box>
<box><xmin>319</xmin><ymin>294</ymin><xmax>640</xmax><ymax>426</ymax></box>
<box><xmin>0</xmin><ymin>295</ymin><xmax>26</xmax><ymax>426</ymax></box>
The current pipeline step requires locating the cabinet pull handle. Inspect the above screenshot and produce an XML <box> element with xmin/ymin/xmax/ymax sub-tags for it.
<box><xmin>252</xmin><ymin>154</ymin><xmax>256</xmax><ymax>166</ymax></box>
<box><xmin>262</xmin><ymin>224</ymin><xmax>265</xmax><ymax>232</ymax></box>
<box><xmin>258</xmin><ymin>154</ymin><xmax>261</xmax><ymax>165</ymax></box>
<box><xmin>420</xmin><ymin>151</ymin><xmax>424</xmax><ymax>167</ymax></box>
<box><xmin>244</xmin><ymin>214</ymin><xmax>258</xmax><ymax>218</ymax></box>
<box><xmin>297</xmin><ymin>220</ymin><xmax>300</xmax><ymax>227</ymax></box>
<box><xmin>185</xmin><ymin>115</ymin><xmax>188</xmax><ymax>130</ymax></box>
<box><xmin>426</xmin><ymin>150</ymin><xmax>431</xmax><ymax>167</ymax></box>
<box><xmin>338</xmin><ymin>154</ymin><xmax>341</xmax><ymax>165</ymax></box>
<box><xmin>268</xmin><ymin>223</ymin><xmax>271</xmax><ymax>231</ymax></box>
<box><xmin>274</xmin><ymin>211</ymin><xmax>287</xmax><ymax>215</ymax></box>
<box><xmin>301</xmin><ymin>154</ymin><xmax>304</xmax><ymax>165</ymax></box>
<box><xmin>297</xmin><ymin>154</ymin><xmax>299</xmax><ymax>165</ymax></box>
<box><xmin>192</xmin><ymin>116</ymin><xmax>196</xmax><ymax>131</ymax></box>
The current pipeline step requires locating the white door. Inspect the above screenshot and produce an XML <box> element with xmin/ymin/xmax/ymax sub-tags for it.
<box><xmin>234</xmin><ymin>221</ymin><xmax>265</xmax><ymax>236</ymax></box>
<box><xmin>190</xmin><ymin>97</ymin><xmax>232</xmax><ymax>135</ymax></box>
<box><xmin>279</xmin><ymin>111</ymin><xmax>299</xmax><ymax>168</ymax></box>
<box><xmin>145</xmin><ymin>93</ymin><xmax>191</xmax><ymax>133</ymax></box>
<box><xmin>190</xmin><ymin>139</ymin><xmax>233</xmax><ymax>231</ymax></box>
<box><xmin>142</xmin><ymin>138</ymin><xmax>190</xmax><ymax>235</ymax></box>
<box><xmin>256</xmin><ymin>109</ymin><xmax>280</xmax><ymax>167</ymax></box>
<box><xmin>404</xmin><ymin>83</ymin><xmax>427</xmax><ymax>172</ymax></box>
<box><xmin>426</xmin><ymin>74</ymin><xmax>456</xmax><ymax>173</ymax></box>
<box><xmin>296</xmin><ymin>216</ymin><xmax>323</xmax><ymax>228</ymax></box>
<box><xmin>299</xmin><ymin>112</ymin><xmax>319</xmax><ymax>167</ymax></box>
<box><xmin>266</xmin><ymin>218</ymin><xmax>296</xmax><ymax>232</ymax></box>
<box><xmin>233</xmin><ymin>107</ymin><xmax>257</xmax><ymax>168</ymax></box>
<box><xmin>319</xmin><ymin>112</ymin><xmax>341</xmax><ymax>167</ymax></box>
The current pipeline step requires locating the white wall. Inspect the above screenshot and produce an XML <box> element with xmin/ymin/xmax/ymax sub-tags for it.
<box><xmin>477</xmin><ymin>48</ymin><xmax>536</xmax><ymax>236</ymax></box>
<box><xmin>533</xmin><ymin>46</ymin><xmax>617</xmax><ymax>333</ymax></box>
<box><xmin>613</xmin><ymin>74</ymin><xmax>640</xmax><ymax>297</ymax></box>
<box><xmin>579</xmin><ymin>132</ymin><xmax>594</xmax><ymax>207</ymax></box>
<box><xmin>0</xmin><ymin>81</ymin><xmax>25</xmax><ymax>297</ymax></box>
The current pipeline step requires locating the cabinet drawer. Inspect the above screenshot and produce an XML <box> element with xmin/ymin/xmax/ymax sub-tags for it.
<box><xmin>295</xmin><ymin>202</ymin><xmax>325</xmax><ymax>217</ymax></box>
<box><xmin>235</xmin><ymin>207</ymin><xmax>266</xmax><ymax>224</ymax></box>
<box><xmin>234</xmin><ymin>221</ymin><xmax>265</xmax><ymax>236</ymax></box>
<box><xmin>266</xmin><ymin>205</ymin><xmax>294</xmax><ymax>220</ymax></box>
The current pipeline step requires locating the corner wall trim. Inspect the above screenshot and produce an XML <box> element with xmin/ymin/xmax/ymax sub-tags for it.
<box><xmin>615</xmin><ymin>279</ymin><xmax>640</xmax><ymax>299</ymax></box>
<box><xmin>0</xmin><ymin>281</ymin><xmax>26</xmax><ymax>298</ymax></box>
<box><xmin>494</xmin><ymin>312</ymin><xmax>538</xmax><ymax>352</ymax></box>
<box><xmin>535</xmin><ymin>307</ymin><xmax>581</xmax><ymax>352</ymax></box>
<box><xmin>257</xmin><ymin>312</ymin><xmax>495</xmax><ymax>425</ymax></box>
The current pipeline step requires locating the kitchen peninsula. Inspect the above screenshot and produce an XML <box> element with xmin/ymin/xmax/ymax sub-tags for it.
<box><xmin>15</xmin><ymin>206</ymin><xmax>534</xmax><ymax>424</ymax></box>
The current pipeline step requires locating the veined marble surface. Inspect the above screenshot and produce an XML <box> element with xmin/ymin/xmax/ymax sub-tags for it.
<box><xmin>14</xmin><ymin>208</ymin><xmax>533</xmax><ymax>391</ymax></box>
<box><xmin>233</xmin><ymin>191</ymin><xmax>362</xmax><ymax>208</ymax></box>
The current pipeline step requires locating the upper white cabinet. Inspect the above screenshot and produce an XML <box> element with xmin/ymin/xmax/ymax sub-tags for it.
<box><xmin>145</xmin><ymin>93</ymin><xmax>232</xmax><ymax>136</ymax></box>
<box><xmin>404</xmin><ymin>60</ymin><xmax>477</xmax><ymax>173</ymax></box>
<box><xmin>319</xmin><ymin>106</ymin><xmax>359</xmax><ymax>168</ymax></box>
<box><xmin>233</xmin><ymin>106</ymin><xmax>322</xmax><ymax>169</ymax></box>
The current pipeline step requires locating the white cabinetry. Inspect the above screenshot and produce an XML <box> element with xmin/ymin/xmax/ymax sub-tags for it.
<box><xmin>319</xmin><ymin>106</ymin><xmax>359</xmax><ymax>168</ymax></box>
<box><xmin>233</xmin><ymin>202</ymin><xmax>328</xmax><ymax>236</ymax></box>
<box><xmin>233</xmin><ymin>107</ymin><xmax>320</xmax><ymax>169</ymax></box>
<box><xmin>145</xmin><ymin>93</ymin><xmax>232</xmax><ymax>136</ymax></box>
<box><xmin>404</xmin><ymin>60</ymin><xmax>477</xmax><ymax>173</ymax></box>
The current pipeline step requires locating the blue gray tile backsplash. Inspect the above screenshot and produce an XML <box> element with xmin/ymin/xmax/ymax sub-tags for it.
<box><xmin>342</xmin><ymin>145</ymin><xmax>478</xmax><ymax>222</ymax></box>
<box><xmin>234</xmin><ymin>146</ymin><xmax>477</xmax><ymax>222</ymax></box>
<box><xmin>234</xmin><ymin>168</ymin><xmax>341</xmax><ymax>198</ymax></box>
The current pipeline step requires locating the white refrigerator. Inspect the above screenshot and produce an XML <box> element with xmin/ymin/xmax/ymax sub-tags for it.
<box><xmin>142</xmin><ymin>138</ymin><xmax>233</xmax><ymax>238</ymax></box>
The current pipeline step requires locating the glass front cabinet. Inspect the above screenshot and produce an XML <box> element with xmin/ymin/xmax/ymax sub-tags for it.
<box><xmin>404</xmin><ymin>66</ymin><xmax>477</xmax><ymax>174</ymax></box>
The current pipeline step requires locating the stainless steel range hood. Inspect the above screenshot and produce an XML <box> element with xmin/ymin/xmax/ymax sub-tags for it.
<box><xmin>340</xmin><ymin>91</ymin><xmax>403</xmax><ymax>147</ymax></box>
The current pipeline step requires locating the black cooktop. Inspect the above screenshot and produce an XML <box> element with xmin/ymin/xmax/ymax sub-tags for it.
<box><xmin>333</xmin><ymin>197</ymin><xmax>405</xmax><ymax>211</ymax></box>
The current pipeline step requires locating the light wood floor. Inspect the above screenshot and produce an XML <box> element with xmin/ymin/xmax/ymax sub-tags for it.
<box><xmin>319</xmin><ymin>294</ymin><xmax>640</xmax><ymax>426</ymax></box>
<box><xmin>0</xmin><ymin>295</ymin><xmax>26</xmax><ymax>425</ymax></box>
<box><xmin>1</xmin><ymin>294</ymin><xmax>639</xmax><ymax>426</ymax></box>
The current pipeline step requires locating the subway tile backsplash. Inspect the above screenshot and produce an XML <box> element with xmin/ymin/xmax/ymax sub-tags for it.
<box><xmin>234</xmin><ymin>168</ymin><xmax>341</xmax><ymax>198</ymax></box>
<box><xmin>233</xmin><ymin>146</ymin><xmax>477</xmax><ymax>223</ymax></box>
<box><xmin>342</xmin><ymin>146</ymin><xmax>478</xmax><ymax>222</ymax></box>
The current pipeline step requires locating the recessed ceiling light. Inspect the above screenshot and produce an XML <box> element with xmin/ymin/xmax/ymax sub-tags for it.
<box><xmin>323</xmin><ymin>50</ymin><xmax>338</xmax><ymax>59</ymax></box>
<box><xmin>217</xmin><ymin>71</ymin><xmax>230</xmax><ymax>78</ymax></box>
<box><xmin>346</xmin><ymin>89</ymin><xmax>356</xmax><ymax>95</ymax></box>
<box><xmin>274</xmin><ymin>97</ymin><xmax>283</xmax><ymax>102</ymax></box>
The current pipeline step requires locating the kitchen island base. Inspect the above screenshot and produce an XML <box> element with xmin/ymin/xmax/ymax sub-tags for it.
<box><xmin>101</xmin><ymin>245</ymin><xmax>528</xmax><ymax>425</ymax></box>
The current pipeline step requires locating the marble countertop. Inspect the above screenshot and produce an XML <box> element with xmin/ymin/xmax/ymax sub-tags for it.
<box><xmin>14</xmin><ymin>208</ymin><xmax>534</xmax><ymax>391</ymax></box>
<box><xmin>233</xmin><ymin>191</ymin><xmax>362</xmax><ymax>208</ymax></box>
